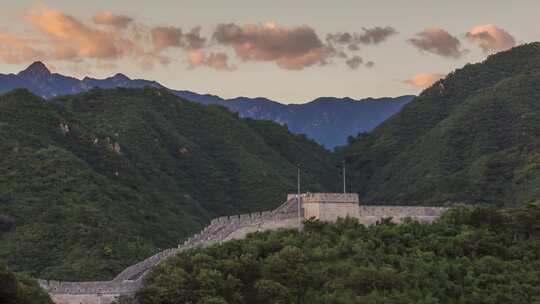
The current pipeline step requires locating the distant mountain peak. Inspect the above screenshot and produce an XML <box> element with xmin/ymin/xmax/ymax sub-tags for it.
<box><xmin>18</xmin><ymin>61</ymin><xmax>51</xmax><ymax>80</ymax></box>
<box><xmin>110</xmin><ymin>73</ymin><xmax>130</xmax><ymax>82</ymax></box>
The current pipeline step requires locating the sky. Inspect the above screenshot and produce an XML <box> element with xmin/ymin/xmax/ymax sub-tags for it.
<box><xmin>1</xmin><ymin>0</ymin><xmax>539</xmax><ymax>103</ymax></box>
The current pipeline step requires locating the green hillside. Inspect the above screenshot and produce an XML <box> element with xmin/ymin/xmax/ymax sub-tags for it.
<box><xmin>137</xmin><ymin>204</ymin><xmax>540</xmax><ymax>304</ymax></box>
<box><xmin>339</xmin><ymin>43</ymin><xmax>540</xmax><ymax>205</ymax></box>
<box><xmin>0</xmin><ymin>88</ymin><xmax>337</xmax><ymax>281</ymax></box>
<box><xmin>0</xmin><ymin>263</ymin><xmax>52</xmax><ymax>304</ymax></box>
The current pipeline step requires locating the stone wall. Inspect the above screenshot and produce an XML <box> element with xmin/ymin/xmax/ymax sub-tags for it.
<box><xmin>357</xmin><ymin>205</ymin><xmax>447</xmax><ymax>225</ymax></box>
<box><xmin>38</xmin><ymin>195</ymin><xmax>449</xmax><ymax>304</ymax></box>
<box><xmin>38</xmin><ymin>197</ymin><xmax>300</xmax><ymax>303</ymax></box>
<box><xmin>287</xmin><ymin>193</ymin><xmax>359</xmax><ymax>204</ymax></box>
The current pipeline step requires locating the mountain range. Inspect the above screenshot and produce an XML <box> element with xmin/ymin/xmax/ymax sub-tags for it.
<box><xmin>0</xmin><ymin>62</ymin><xmax>413</xmax><ymax>148</ymax></box>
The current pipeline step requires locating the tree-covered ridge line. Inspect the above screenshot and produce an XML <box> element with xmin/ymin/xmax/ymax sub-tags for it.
<box><xmin>0</xmin><ymin>87</ymin><xmax>338</xmax><ymax>281</ymax></box>
<box><xmin>0</xmin><ymin>61</ymin><xmax>415</xmax><ymax>148</ymax></box>
<box><xmin>137</xmin><ymin>203</ymin><xmax>540</xmax><ymax>304</ymax></box>
<box><xmin>338</xmin><ymin>42</ymin><xmax>540</xmax><ymax>205</ymax></box>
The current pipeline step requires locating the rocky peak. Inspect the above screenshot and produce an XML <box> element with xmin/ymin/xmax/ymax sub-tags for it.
<box><xmin>17</xmin><ymin>61</ymin><xmax>51</xmax><ymax>81</ymax></box>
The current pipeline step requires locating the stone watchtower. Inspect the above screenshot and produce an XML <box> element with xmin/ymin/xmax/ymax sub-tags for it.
<box><xmin>287</xmin><ymin>193</ymin><xmax>360</xmax><ymax>222</ymax></box>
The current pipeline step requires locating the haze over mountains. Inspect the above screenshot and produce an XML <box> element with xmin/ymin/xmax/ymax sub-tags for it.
<box><xmin>0</xmin><ymin>62</ymin><xmax>413</xmax><ymax>148</ymax></box>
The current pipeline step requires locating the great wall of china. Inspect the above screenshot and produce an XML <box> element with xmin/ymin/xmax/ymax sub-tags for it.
<box><xmin>37</xmin><ymin>193</ymin><xmax>448</xmax><ymax>304</ymax></box>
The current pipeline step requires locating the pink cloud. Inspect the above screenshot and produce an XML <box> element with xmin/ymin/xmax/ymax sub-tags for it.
<box><xmin>213</xmin><ymin>22</ymin><xmax>331</xmax><ymax>70</ymax></box>
<box><xmin>205</xmin><ymin>52</ymin><xmax>236</xmax><ymax>71</ymax></box>
<box><xmin>187</xmin><ymin>50</ymin><xmax>235</xmax><ymax>71</ymax></box>
<box><xmin>151</xmin><ymin>26</ymin><xmax>183</xmax><ymax>52</ymax></box>
<box><xmin>409</xmin><ymin>27</ymin><xmax>466</xmax><ymax>58</ymax></box>
<box><xmin>0</xmin><ymin>6</ymin><xmax>386</xmax><ymax>73</ymax></box>
<box><xmin>466</xmin><ymin>25</ymin><xmax>516</xmax><ymax>53</ymax></box>
<box><xmin>187</xmin><ymin>49</ymin><xmax>205</xmax><ymax>66</ymax></box>
<box><xmin>24</xmin><ymin>7</ymin><xmax>132</xmax><ymax>60</ymax></box>
<box><xmin>0</xmin><ymin>31</ymin><xmax>45</xmax><ymax>64</ymax></box>
<box><xmin>92</xmin><ymin>11</ymin><xmax>133</xmax><ymax>29</ymax></box>
<box><xmin>405</xmin><ymin>73</ymin><xmax>445</xmax><ymax>89</ymax></box>
<box><xmin>151</xmin><ymin>26</ymin><xmax>206</xmax><ymax>52</ymax></box>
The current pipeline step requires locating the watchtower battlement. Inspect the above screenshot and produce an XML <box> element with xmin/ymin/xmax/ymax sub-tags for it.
<box><xmin>287</xmin><ymin>192</ymin><xmax>361</xmax><ymax>222</ymax></box>
<box><xmin>287</xmin><ymin>192</ymin><xmax>359</xmax><ymax>204</ymax></box>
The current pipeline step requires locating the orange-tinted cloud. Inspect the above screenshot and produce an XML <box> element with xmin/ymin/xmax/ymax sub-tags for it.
<box><xmin>466</xmin><ymin>25</ymin><xmax>516</xmax><ymax>53</ymax></box>
<box><xmin>92</xmin><ymin>11</ymin><xmax>133</xmax><ymax>29</ymax></box>
<box><xmin>0</xmin><ymin>6</ymin><xmax>387</xmax><ymax>72</ymax></box>
<box><xmin>405</xmin><ymin>73</ymin><xmax>445</xmax><ymax>89</ymax></box>
<box><xmin>0</xmin><ymin>31</ymin><xmax>45</xmax><ymax>64</ymax></box>
<box><xmin>409</xmin><ymin>27</ymin><xmax>466</xmax><ymax>58</ymax></box>
<box><xmin>24</xmin><ymin>7</ymin><xmax>132</xmax><ymax>60</ymax></box>
<box><xmin>205</xmin><ymin>52</ymin><xmax>236</xmax><ymax>71</ymax></box>
<box><xmin>187</xmin><ymin>49</ymin><xmax>206</xmax><ymax>66</ymax></box>
<box><xmin>213</xmin><ymin>22</ymin><xmax>331</xmax><ymax>70</ymax></box>
<box><xmin>187</xmin><ymin>50</ymin><xmax>235</xmax><ymax>71</ymax></box>
<box><xmin>151</xmin><ymin>26</ymin><xmax>183</xmax><ymax>51</ymax></box>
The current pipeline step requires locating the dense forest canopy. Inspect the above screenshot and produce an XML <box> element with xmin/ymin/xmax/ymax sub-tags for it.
<box><xmin>0</xmin><ymin>263</ymin><xmax>52</xmax><ymax>304</ymax></box>
<box><xmin>138</xmin><ymin>203</ymin><xmax>540</xmax><ymax>304</ymax></box>
<box><xmin>0</xmin><ymin>88</ymin><xmax>337</xmax><ymax>280</ymax></box>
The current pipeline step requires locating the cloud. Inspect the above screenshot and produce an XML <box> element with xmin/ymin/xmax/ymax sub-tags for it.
<box><xmin>183</xmin><ymin>27</ymin><xmax>206</xmax><ymax>50</ymax></box>
<box><xmin>404</xmin><ymin>73</ymin><xmax>445</xmax><ymax>89</ymax></box>
<box><xmin>151</xmin><ymin>26</ymin><xmax>183</xmax><ymax>51</ymax></box>
<box><xmin>409</xmin><ymin>27</ymin><xmax>466</xmax><ymax>58</ymax></box>
<box><xmin>213</xmin><ymin>22</ymin><xmax>331</xmax><ymax>70</ymax></box>
<box><xmin>0</xmin><ymin>6</ymin><xmax>387</xmax><ymax>73</ymax></box>
<box><xmin>205</xmin><ymin>52</ymin><xmax>236</xmax><ymax>71</ymax></box>
<box><xmin>187</xmin><ymin>49</ymin><xmax>206</xmax><ymax>66</ymax></box>
<box><xmin>466</xmin><ymin>25</ymin><xmax>516</xmax><ymax>53</ymax></box>
<box><xmin>0</xmin><ymin>31</ymin><xmax>45</xmax><ymax>63</ymax></box>
<box><xmin>151</xmin><ymin>26</ymin><xmax>206</xmax><ymax>52</ymax></box>
<box><xmin>92</xmin><ymin>11</ymin><xmax>133</xmax><ymax>29</ymax></box>
<box><xmin>187</xmin><ymin>50</ymin><xmax>235</xmax><ymax>71</ymax></box>
<box><xmin>326</xmin><ymin>26</ymin><xmax>397</xmax><ymax>50</ymax></box>
<box><xmin>357</xmin><ymin>26</ymin><xmax>398</xmax><ymax>44</ymax></box>
<box><xmin>24</xmin><ymin>7</ymin><xmax>132</xmax><ymax>60</ymax></box>
<box><xmin>345</xmin><ymin>56</ymin><xmax>363</xmax><ymax>69</ymax></box>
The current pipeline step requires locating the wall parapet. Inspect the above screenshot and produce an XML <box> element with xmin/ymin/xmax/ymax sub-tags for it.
<box><xmin>288</xmin><ymin>193</ymin><xmax>359</xmax><ymax>204</ymax></box>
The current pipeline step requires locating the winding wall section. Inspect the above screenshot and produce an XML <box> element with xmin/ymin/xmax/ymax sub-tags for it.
<box><xmin>37</xmin><ymin>196</ymin><xmax>447</xmax><ymax>304</ymax></box>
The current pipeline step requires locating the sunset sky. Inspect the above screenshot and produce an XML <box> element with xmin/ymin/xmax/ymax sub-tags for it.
<box><xmin>1</xmin><ymin>0</ymin><xmax>539</xmax><ymax>102</ymax></box>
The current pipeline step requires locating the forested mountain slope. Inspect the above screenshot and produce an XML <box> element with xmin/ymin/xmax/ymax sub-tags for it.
<box><xmin>0</xmin><ymin>88</ymin><xmax>337</xmax><ymax>280</ymax></box>
<box><xmin>339</xmin><ymin>43</ymin><xmax>540</xmax><ymax>205</ymax></box>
